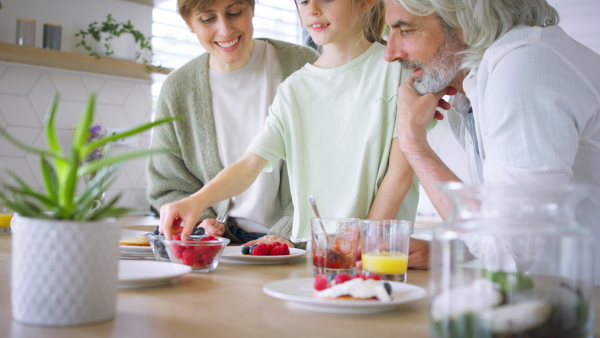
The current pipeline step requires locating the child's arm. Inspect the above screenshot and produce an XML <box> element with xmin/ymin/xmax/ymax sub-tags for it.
<box><xmin>367</xmin><ymin>138</ymin><xmax>415</xmax><ymax>219</ymax></box>
<box><xmin>159</xmin><ymin>151</ymin><xmax>268</xmax><ymax>240</ymax></box>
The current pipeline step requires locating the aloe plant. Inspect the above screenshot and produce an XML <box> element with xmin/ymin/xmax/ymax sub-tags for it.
<box><xmin>0</xmin><ymin>93</ymin><xmax>178</xmax><ymax>220</ymax></box>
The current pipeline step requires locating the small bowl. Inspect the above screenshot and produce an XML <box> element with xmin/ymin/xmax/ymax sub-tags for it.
<box><xmin>161</xmin><ymin>236</ymin><xmax>230</xmax><ymax>273</ymax></box>
<box><xmin>145</xmin><ymin>234</ymin><xmax>170</xmax><ymax>261</ymax></box>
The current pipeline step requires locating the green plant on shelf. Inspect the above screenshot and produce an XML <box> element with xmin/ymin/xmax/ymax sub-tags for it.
<box><xmin>75</xmin><ymin>14</ymin><xmax>154</xmax><ymax>65</ymax></box>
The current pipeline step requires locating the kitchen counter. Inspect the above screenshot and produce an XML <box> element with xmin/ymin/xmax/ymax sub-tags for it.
<box><xmin>0</xmin><ymin>233</ymin><xmax>430</xmax><ymax>338</ymax></box>
<box><xmin>0</xmin><ymin>231</ymin><xmax>599</xmax><ymax>337</ymax></box>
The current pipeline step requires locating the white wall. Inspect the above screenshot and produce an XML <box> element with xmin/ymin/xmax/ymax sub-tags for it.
<box><xmin>0</xmin><ymin>0</ymin><xmax>152</xmax><ymax>54</ymax></box>
<box><xmin>0</xmin><ymin>0</ymin><xmax>155</xmax><ymax>212</ymax></box>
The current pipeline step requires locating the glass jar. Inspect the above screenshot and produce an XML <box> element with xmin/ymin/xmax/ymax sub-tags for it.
<box><xmin>430</xmin><ymin>183</ymin><xmax>594</xmax><ymax>338</ymax></box>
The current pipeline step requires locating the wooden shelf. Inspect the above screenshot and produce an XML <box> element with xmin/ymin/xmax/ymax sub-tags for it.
<box><xmin>0</xmin><ymin>42</ymin><xmax>172</xmax><ymax>82</ymax></box>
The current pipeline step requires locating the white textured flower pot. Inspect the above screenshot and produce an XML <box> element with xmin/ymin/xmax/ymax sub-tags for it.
<box><xmin>95</xmin><ymin>32</ymin><xmax>137</xmax><ymax>61</ymax></box>
<box><xmin>11</xmin><ymin>216</ymin><xmax>120</xmax><ymax>326</ymax></box>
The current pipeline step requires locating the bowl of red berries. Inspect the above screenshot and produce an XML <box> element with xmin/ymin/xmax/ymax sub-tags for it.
<box><xmin>161</xmin><ymin>235</ymin><xmax>230</xmax><ymax>273</ymax></box>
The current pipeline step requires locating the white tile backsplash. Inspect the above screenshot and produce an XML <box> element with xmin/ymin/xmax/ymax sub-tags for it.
<box><xmin>97</xmin><ymin>80</ymin><xmax>134</xmax><ymax>105</ymax></box>
<box><xmin>0</xmin><ymin>94</ymin><xmax>41</xmax><ymax>128</ymax></box>
<box><xmin>0</xmin><ymin>67</ymin><xmax>42</xmax><ymax>95</ymax></box>
<box><xmin>0</xmin><ymin>126</ymin><xmax>41</xmax><ymax>157</ymax></box>
<box><xmin>81</xmin><ymin>76</ymin><xmax>106</xmax><ymax>94</ymax></box>
<box><xmin>49</xmin><ymin>73</ymin><xmax>89</xmax><ymax>101</ymax></box>
<box><xmin>29</xmin><ymin>73</ymin><xmax>58</xmax><ymax>120</ymax></box>
<box><xmin>0</xmin><ymin>61</ymin><xmax>155</xmax><ymax>212</ymax></box>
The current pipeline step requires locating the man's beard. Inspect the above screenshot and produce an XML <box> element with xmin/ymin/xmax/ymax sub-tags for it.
<box><xmin>400</xmin><ymin>34</ymin><xmax>465</xmax><ymax>95</ymax></box>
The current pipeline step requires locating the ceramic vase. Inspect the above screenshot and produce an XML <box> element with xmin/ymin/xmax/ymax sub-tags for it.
<box><xmin>95</xmin><ymin>32</ymin><xmax>137</xmax><ymax>61</ymax></box>
<box><xmin>11</xmin><ymin>216</ymin><xmax>120</xmax><ymax>326</ymax></box>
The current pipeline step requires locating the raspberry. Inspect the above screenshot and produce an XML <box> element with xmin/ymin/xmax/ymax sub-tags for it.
<box><xmin>334</xmin><ymin>273</ymin><xmax>352</xmax><ymax>284</ymax></box>
<box><xmin>272</xmin><ymin>242</ymin><xmax>282</xmax><ymax>247</ymax></box>
<box><xmin>368</xmin><ymin>274</ymin><xmax>381</xmax><ymax>281</ymax></box>
<box><xmin>172</xmin><ymin>235</ymin><xmax>181</xmax><ymax>241</ymax></box>
<box><xmin>281</xmin><ymin>243</ymin><xmax>290</xmax><ymax>255</ymax></box>
<box><xmin>252</xmin><ymin>243</ymin><xmax>269</xmax><ymax>256</ymax></box>
<box><xmin>266</xmin><ymin>243</ymin><xmax>274</xmax><ymax>253</ymax></box>
<box><xmin>201</xmin><ymin>235</ymin><xmax>217</xmax><ymax>241</ymax></box>
<box><xmin>182</xmin><ymin>248</ymin><xmax>199</xmax><ymax>266</ymax></box>
<box><xmin>314</xmin><ymin>275</ymin><xmax>329</xmax><ymax>291</ymax></box>
<box><xmin>171</xmin><ymin>243</ymin><xmax>185</xmax><ymax>259</ymax></box>
<box><xmin>270</xmin><ymin>246</ymin><xmax>283</xmax><ymax>256</ymax></box>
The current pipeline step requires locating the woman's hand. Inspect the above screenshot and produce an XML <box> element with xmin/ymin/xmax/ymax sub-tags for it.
<box><xmin>159</xmin><ymin>196</ymin><xmax>203</xmax><ymax>240</ymax></box>
<box><xmin>197</xmin><ymin>218</ymin><xmax>225</xmax><ymax>237</ymax></box>
<box><xmin>242</xmin><ymin>235</ymin><xmax>295</xmax><ymax>248</ymax></box>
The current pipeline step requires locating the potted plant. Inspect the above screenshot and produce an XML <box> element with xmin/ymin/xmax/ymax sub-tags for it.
<box><xmin>0</xmin><ymin>93</ymin><xmax>177</xmax><ymax>326</ymax></box>
<box><xmin>75</xmin><ymin>14</ymin><xmax>153</xmax><ymax>64</ymax></box>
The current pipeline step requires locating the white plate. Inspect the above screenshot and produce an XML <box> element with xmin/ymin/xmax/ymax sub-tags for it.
<box><xmin>118</xmin><ymin>260</ymin><xmax>191</xmax><ymax>288</ymax></box>
<box><xmin>263</xmin><ymin>278</ymin><xmax>427</xmax><ymax>314</ymax></box>
<box><xmin>119</xmin><ymin>245</ymin><xmax>152</xmax><ymax>253</ymax></box>
<box><xmin>220</xmin><ymin>246</ymin><xmax>306</xmax><ymax>264</ymax></box>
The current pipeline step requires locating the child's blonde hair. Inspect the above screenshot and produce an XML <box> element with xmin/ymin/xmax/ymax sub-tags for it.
<box><xmin>363</xmin><ymin>0</ymin><xmax>386</xmax><ymax>45</ymax></box>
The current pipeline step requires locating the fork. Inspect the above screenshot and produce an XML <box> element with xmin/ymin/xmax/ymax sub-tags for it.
<box><xmin>216</xmin><ymin>209</ymin><xmax>230</xmax><ymax>226</ymax></box>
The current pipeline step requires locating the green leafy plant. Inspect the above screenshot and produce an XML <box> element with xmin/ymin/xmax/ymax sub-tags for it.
<box><xmin>0</xmin><ymin>93</ymin><xmax>178</xmax><ymax>221</ymax></box>
<box><xmin>75</xmin><ymin>14</ymin><xmax>154</xmax><ymax>65</ymax></box>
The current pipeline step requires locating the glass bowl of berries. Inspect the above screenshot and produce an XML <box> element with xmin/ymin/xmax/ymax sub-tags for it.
<box><xmin>161</xmin><ymin>235</ymin><xmax>230</xmax><ymax>273</ymax></box>
<box><xmin>146</xmin><ymin>226</ymin><xmax>207</xmax><ymax>262</ymax></box>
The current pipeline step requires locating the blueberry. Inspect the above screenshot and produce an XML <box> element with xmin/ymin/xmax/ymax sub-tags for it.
<box><xmin>249</xmin><ymin>244</ymin><xmax>258</xmax><ymax>255</ymax></box>
<box><xmin>152</xmin><ymin>226</ymin><xmax>160</xmax><ymax>235</ymax></box>
<box><xmin>192</xmin><ymin>227</ymin><xmax>205</xmax><ymax>236</ymax></box>
<box><xmin>241</xmin><ymin>246</ymin><xmax>251</xmax><ymax>255</ymax></box>
<box><xmin>383</xmin><ymin>282</ymin><xmax>392</xmax><ymax>296</ymax></box>
<box><xmin>327</xmin><ymin>273</ymin><xmax>336</xmax><ymax>282</ymax></box>
<box><xmin>158</xmin><ymin>247</ymin><xmax>168</xmax><ymax>259</ymax></box>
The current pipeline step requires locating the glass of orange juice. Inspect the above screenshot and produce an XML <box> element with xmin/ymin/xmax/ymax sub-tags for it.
<box><xmin>360</xmin><ymin>220</ymin><xmax>412</xmax><ymax>282</ymax></box>
<box><xmin>0</xmin><ymin>206</ymin><xmax>13</xmax><ymax>234</ymax></box>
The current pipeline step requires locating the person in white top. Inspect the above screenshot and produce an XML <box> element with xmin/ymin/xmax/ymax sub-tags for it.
<box><xmin>384</xmin><ymin>0</ymin><xmax>600</xmax><ymax>278</ymax></box>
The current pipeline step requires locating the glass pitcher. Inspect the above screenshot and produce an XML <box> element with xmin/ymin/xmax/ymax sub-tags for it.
<box><xmin>429</xmin><ymin>183</ymin><xmax>594</xmax><ymax>338</ymax></box>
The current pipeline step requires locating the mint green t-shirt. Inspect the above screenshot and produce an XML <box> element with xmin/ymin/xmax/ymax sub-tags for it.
<box><xmin>248</xmin><ymin>43</ymin><xmax>418</xmax><ymax>242</ymax></box>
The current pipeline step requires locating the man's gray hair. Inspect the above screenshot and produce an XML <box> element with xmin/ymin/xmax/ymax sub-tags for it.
<box><xmin>394</xmin><ymin>0</ymin><xmax>559</xmax><ymax>70</ymax></box>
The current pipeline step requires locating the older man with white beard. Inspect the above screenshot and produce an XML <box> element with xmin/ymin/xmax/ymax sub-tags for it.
<box><xmin>384</xmin><ymin>0</ymin><xmax>600</xmax><ymax>281</ymax></box>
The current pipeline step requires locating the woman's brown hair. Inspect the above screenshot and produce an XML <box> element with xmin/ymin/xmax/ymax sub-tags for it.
<box><xmin>177</xmin><ymin>0</ymin><xmax>256</xmax><ymax>24</ymax></box>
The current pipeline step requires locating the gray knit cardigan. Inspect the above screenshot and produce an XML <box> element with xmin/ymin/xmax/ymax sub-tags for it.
<box><xmin>147</xmin><ymin>39</ymin><xmax>319</xmax><ymax>247</ymax></box>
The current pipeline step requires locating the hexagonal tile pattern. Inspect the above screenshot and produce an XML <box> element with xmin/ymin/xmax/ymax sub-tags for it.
<box><xmin>49</xmin><ymin>73</ymin><xmax>88</xmax><ymax>101</ymax></box>
<box><xmin>0</xmin><ymin>126</ymin><xmax>40</xmax><ymax>157</ymax></box>
<box><xmin>0</xmin><ymin>66</ymin><xmax>42</xmax><ymax>95</ymax></box>
<box><xmin>51</xmin><ymin>99</ymin><xmax>87</xmax><ymax>130</ymax></box>
<box><xmin>29</xmin><ymin>73</ymin><xmax>58</xmax><ymax>122</ymax></box>
<box><xmin>97</xmin><ymin>80</ymin><xmax>134</xmax><ymax>105</ymax></box>
<box><xmin>0</xmin><ymin>157</ymin><xmax>38</xmax><ymax>191</ymax></box>
<box><xmin>96</xmin><ymin>104</ymin><xmax>132</xmax><ymax>130</ymax></box>
<box><xmin>0</xmin><ymin>63</ymin><xmax>156</xmax><ymax>211</ymax></box>
<box><xmin>0</xmin><ymin>94</ymin><xmax>41</xmax><ymax>128</ymax></box>
<box><xmin>81</xmin><ymin>76</ymin><xmax>106</xmax><ymax>94</ymax></box>
<box><xmin>124</xmin><ymin>85</ymin><xmax>152</xmax><ymax>127</ymax></box>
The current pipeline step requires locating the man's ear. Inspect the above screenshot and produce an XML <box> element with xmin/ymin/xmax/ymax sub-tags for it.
<box><xmin>455</xmin><ymin>27</ymin><xmax>465</xmax><ymax>44</ymax></box>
